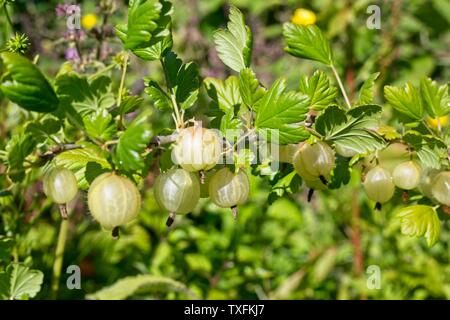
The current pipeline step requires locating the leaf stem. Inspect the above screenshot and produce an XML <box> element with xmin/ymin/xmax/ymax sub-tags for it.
<box><xmin>331</xmin><ymin>64</ymin><xmax>352</xmax><ymax>109</ymax></box>
<box><xmin>160</xmin><ymin>58</ymin><xmax>183</xmax><ymax>129</ymax></box>
<box><xmin>51</xmin><ymin>216</ymin><xmax>69</xmax><ymax>300</ymax></box>
<box><xmin>117</xmin><ymin>53</ymin><xmax>129</xmax><ymax>128</ymax></box>
<box><xmin>3</xmin><ymin>5</ymin><xmax>14</xmax><ymax>31</ymax></box>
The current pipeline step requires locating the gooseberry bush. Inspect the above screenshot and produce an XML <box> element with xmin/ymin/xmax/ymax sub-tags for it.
<box><xmin>0</xmin><ymin>0</ymin><xmax>449</xmax><ymax>299</ymax></box>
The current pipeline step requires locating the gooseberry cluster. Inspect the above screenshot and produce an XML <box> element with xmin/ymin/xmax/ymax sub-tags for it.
<box><xmin>154</xmin><ymin>124</ymin><xmax>250</xmax><ymax>226</ymax></box>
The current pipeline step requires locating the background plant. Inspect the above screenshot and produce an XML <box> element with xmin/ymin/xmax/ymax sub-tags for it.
<box><xmin>0</xmin><ymin>0</ymin><xmax>449</xmax><ymax>300</ymax></box>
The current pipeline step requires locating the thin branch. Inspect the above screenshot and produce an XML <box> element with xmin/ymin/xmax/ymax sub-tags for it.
<box><xmin>331</xmin><ymin>64</ymin><xmax>352</xmax><ymax>109</ymax></box>
<box><xmin>3</xmin><ymin>5</ymin><xmax>14</xmax><ymax>30</ymax></box>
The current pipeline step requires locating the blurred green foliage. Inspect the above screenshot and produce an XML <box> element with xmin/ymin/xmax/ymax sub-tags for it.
<box><xmin>1</xmin><ymin>0</ymin><xmax>450</xmax><ymax>300</ymax></box>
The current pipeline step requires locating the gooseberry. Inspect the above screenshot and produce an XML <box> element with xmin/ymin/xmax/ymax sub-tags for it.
<box><xmin>154</xmin><ymin>168</ymin><xmax>201</xmax><ymax>226</ymax></box>
<box><xmin>88</xmin><ymin>172</ymin><xmax>141</xmax><ymax>237</ymax></box>
<box><xmin>392</xmin><ymin>161</ymin><xmax>421</xmax><ymax>190</ymax></box>
<box><xmin>208</xmin><ymin>167</ymin><xmax>250</xmax><ymax>218</ymax></box>
<box><xmin>363</xmin><ymin>165</ymin><xmax>395</xmax><ymax>210</ymax></box>
<box><xmin>43</xmin><ymin>167</ymin><xmax>78</xmax><ymax>204</ymax></box>
<box><xmin>172</xmin><ymin>125</ymin><xmax>222</xmax><ymax>172</ymax></box>
<box><xmin>293</xmin><ymin>141</ymin><xmax>335</xmax><ymax>184</ymax></box>
<box><xmin>431</xmin><ymin>172</ymin><xmax>450</xmax><ymax>207</ymax></box>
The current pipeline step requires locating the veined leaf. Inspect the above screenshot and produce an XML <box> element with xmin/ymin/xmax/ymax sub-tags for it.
<box><xmin>163</xmin><ymin>52</ymin><xmax>199</xmax><ymax>109</ymax></box>
<box><xmin>420</xmin><ymin>77</ymin><xmax>449</xmax><ymax>118</ymax></box>
<box><xmin>5</xmin><ymin>132</ymin><xmax>36</xmax><ymax>182</ymax></box>
<box><xmin>86</xmin><ymin>275</ymin><xmax>197</xmax><ymax>300</ymax></box>
<box><xmin>114</xmin><ymin>95</ymin><xmax>144</xmax><ymax>116</ymax></box>
<box><xmin>115</xmin><ymin>116</ymin><xmax>152</xmax><ymax>172</ymax></box>
<box><xmin>357</xmin><ymin>72</ymin><xmax>379</xmax><ymax>105</ymax></box>
<box><xmin>384</xmin><ymin>82</ymin><xmax>424</xmax><ymax>120</ymax></box>
<box><xmin>283</xmin><ymin>23</ymin><xmax>333</xmax><ymax>65</ymax></box>
<box><xmin>213</xmin><ymin>6</ymin><xmax>252</xmax><ymax>72</ymax></box>
<box><xmin>124</xmin><ymin>0</ymin><xmax>162</xmax><ymax>50</ymax></box>
<box><xmin>239</xmin><ymin>68</ymin><xmax>265</xmax><ymax>109</ymax></box>
<box><xmin>397</xmin><ymin>205</ymin><xmax>441</xmax><ymax>247</ymax></box>
<box><xmin>83</xmin><ymin>110</ymin><xmax>116</xmax><ymax>142</ymax></box>
<box><xmin>55</xmin><ymin>143</ymin><xmax>111</xmax><ymax>189</ymax></box>
<box><xmin>0</xmin><ymin>52</ymin><xmax>59</xmax><ymax>113</ymax></box>
<box><xmin>0</xmin><ymin>264</ymin><xmax>43</xmax><ymax>300</ymax></box>
<box><xmin>403</xmin><ymin>130</ymin><xmax>447</xmax><ymax>169</ymax></box>
<box><xmin>204</xmin><ymin>76</ymin><xmax>241</xmax><ymax>112</ymax></box>
<box><xmin>315</xmin><ymin>105</ymin><xmax>385</xmax><ymax>155</ymax></box>
<box><xmin>255</xmin><ymin>78</ymin><xmax>310</xmax><ymax>144</ymax></box>
<box><xmin>145</xmin><ymin>80</ymin><xmax>171</xmax><ymax>110</ymax></box>
<box><xmin>299</xmin><ymin>70</ymin><xmax>337</xmax><ymax>110</ymax></box>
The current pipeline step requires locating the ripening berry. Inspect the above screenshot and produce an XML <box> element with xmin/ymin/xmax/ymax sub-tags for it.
<box><xmin>392</xmin><ymin>161</ymin><xmax>421</xmax><ymax>190</ymax></box>
<box><xmin>418</xmin><ymin>168</ymin><xmax>440</xmax><ymax>200</ymax></box>
<box><xmin>88</xmin><ymin>173</ymin><xmax>141</xmax><ymax>231</ymax></box>
<box><xmin>291</xmin><ymin>8</ymin><xmax>317</xmax><ymax>26</ymax></box>
<box><xmin>208</xmin><ymin>168</ymin><xmax>249</xmax><ymax>218</ymax></box>
<box><xmin>154</xmin><ymin>168</ymin><xmax>200</xmax><ymax>216</ymax></box>
<box><xmin>293</xmin><ymin>141</ymin><xmax>335</xmax><ymax>184</ymax></box>
<box><xmin>431</xmin><ymin>172</ymin><xmax>450</xmax><ymax>207</ymax></box>
<box><xmin>172</xmin><ymin>125</ymin><xmax>222</xmax><ymax>172</ymax></box>
<box><xmin>363</xmin><ymin>166</ymin><xmax>395</xmax><ymax>209</ymax></box>
<box><xmin>43</xmin><ymin>167</ymin><xmax>78</xmax><ymax>204</ymax></box>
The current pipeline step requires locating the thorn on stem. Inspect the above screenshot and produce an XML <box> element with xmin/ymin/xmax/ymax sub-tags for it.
<box><xmin>59</xmin><ymin>204</ymin><xmax>68</xmax><ymax>220</ymax></box>
<box><xmin>166</xmin><ymin>212</ymin><xmax>176</xmax><ymax>227</ymax></box>
<box><xmin>112</xmin><ymin>226</ymin><xmax>120</xmax><ymax>240</ymax></box>
<box><xmin>231</xmin><ymin>206</ymin><xmax>238</xmax><ymax>220</ymax></box>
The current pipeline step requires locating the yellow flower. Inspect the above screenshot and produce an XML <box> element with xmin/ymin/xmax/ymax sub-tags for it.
<box><xmin>427</xmin><ymin>115</ymin><xmax>448</xmax><ymax>128</ymax></box>
<box><xmin>291</xmin><ymin>8</ymin><xmax>317</xmax><ymax>26</ymax></box>
<box><xmin>82</xmin><ymin>13</ymin><xmax>98</xmax><ymax>30</ymax></box>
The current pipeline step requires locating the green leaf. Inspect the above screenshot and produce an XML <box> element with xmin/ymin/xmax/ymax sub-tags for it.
<box><xmin>299</xmin><ymin>70</ymin><xmax>337</xmax><ymax>110</ymax></box>
<box><xmin>213</xmin><ymin>6</ymin><xmax>252</xmax><ymax>72</ymax></box>
<box><xmin>283</xmin><ymin>23</ymin><xmax>333</xmax><ymax>65</ymax></box>
<box><xmin>145</xmin><ymin>81</ymin><xmax>171</xmax><ymax>110</ymax></box>
<box><xmin>5</xmin><ymin>132</ymin><xmax>36</xmax><ymax>182</ymax></box>
<box><xmin>86</xmin><ymin>275</ymin><xmax>197</xmax><ymax>300</ymax></box>
<box><xmin>255</xmin><ymin>78</ymin><xmax>310</xmax><ymax>144</ymax></box>
<box><xmin>328</xmin><ymin>156</ymin><xmax>351</xmax><ymax>189</ymax></box>
<box><xmin>315</xmin><ymin>105</ymin><xmax>385</xmax><ymax>155</ymax></box>
<box><xmin>55</xmin><ymin>143</ymin><xmax>111</xmax><ymax>189</ymax></box>
<box><xmin>114</xmin><ymin>95</ymin><xmax>144</xmax><ymax>116</ymax></box>
<box><xmin>204</xmin><ymin>76</ymin><xmax>242</xmax><ymax>112</ymax></box>
<box><xmin>420</xmin><ymin>77</ymin><xmax>449</xmax><ymax>118</ymax></box>
<box><xmin>126</xmin><ymin>0</ymin><xmax>174</xmax><ymax>61</ymax></box>
<box><xmin>0</xmin><ymin>264</ymin><xmax>44</xmax><ymax>300</ymax></box>
<box><xmin>269</xmin><ymin>169</ymin><xmax>302</xmax><ymax>199</ymax></box>
<box><xmin>239</xmin><ymin>68</ymin><xmax>265</xmax><ymax>109</ymax></box>
<box><xmin>115</xmin><ymin>116</ymin><xmax>152</xmax><ymax>172</ymax></box>
<box><xmin>83</xmin><ymin>110</ymin><xmax>116</xmax><ymax>142</ymax></box>
<box><xmin>220</xmin><ymin>108</ymin><xmax>243</xmax><ymax>134</ymax></box>
<box><xmin>358</xmin><ymin>72</ymin><xmax>379</xmax><ymax>105</ymax></box>
<box><xmin>384</xmin><ymin>82</ymin><xmax>424</xmax><ymax>120</ymax></box>
<box><xmin>123</xmin><ymin>0</ymin><xmax>162</xmax><ymax>50</ymax></box>
<box><xmin>163</xmin><ymin>52</ymin><xmax>199</xmax><ymax>109</ymax></box>
<box><xmin>25</xmin><ymin>117</ymin><xmax>62</xmax><ymax>141</ymax></box>
<box><xmin>55</xmin><ymin>73</ymin><xmax>114</xmax><ymax>117</ymax></box>
<box><xmin>403</xmin><ymin>131</ymin><xmax>447</xmax><ymax>169</ymax></box>
<box><xmin>0</xmin><ymin>52</ymin><xmax>59</xmax><ymax>112</ymax></box>
<box><xmin>397</xmin><ymin>205</ymin><xmax>441</xmax><ymax>247</ymax></box>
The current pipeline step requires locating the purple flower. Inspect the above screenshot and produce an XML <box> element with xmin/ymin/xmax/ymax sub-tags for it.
<box><xmin>65</xmin><ymin>47</ymin><xmax>80</xmax><ymax>61</ymax></box>
<box><xmin>55</xmin><ymin>4</ymin><xmax>69</xmax><ymax>17</ymax></box>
